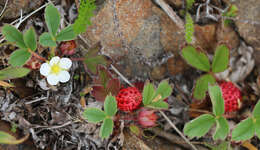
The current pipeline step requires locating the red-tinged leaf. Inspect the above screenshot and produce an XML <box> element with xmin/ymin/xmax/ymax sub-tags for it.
<box><xmin>93</xmin><ymin>66</ymin><xmax>112</xmax><ymax>87</ymax></box>
<box><xmin>107</xmin><ymin>78</ymin><xmax>121</xmax><ymax>96</ymax></box>
<box><xmin>92</xmin><ymin>79</ymin><xmax>121</xmax><ymax>101</ymax></box>
<box><xmin>91</xmin><ymin>86</ymin><xmax>107</xmax><ymax>101</ymax></box>
<box><xmin>84</xmin><ymin>42</ymin><xmax>108</xmax><ymax>74</ymax></box>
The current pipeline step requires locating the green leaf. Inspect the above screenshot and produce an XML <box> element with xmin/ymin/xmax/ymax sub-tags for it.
<box><xmin>154</xmin><ymin>80</ymin><xmax>172</xmax><ymax>101</ymax></box>
<box><xmin>254</xmin><ymin>117</ymin><xmax>260</xmax><ymax>139</ymax></box>
<box><xmin>83</xmin><ymin>108</ymin><xmax>106</xmax><ymax>123</ymax></box>
<box><xmin>232</xmin><ymin>118</ymin><xmax>255</xmax><ymax>141</ymax></box>
<box><xmin>84</xmin><ymin>43</ymin><xmax>107</xmax><ymax>74</ymax></box>
<box><xmin>73</xmin><ymin>0</ymin><xmax>96</xmax><ymax>35</ymax></box>
<box><xmin>142</xmin><ymin>82</ymin><xmax>156</xmax><ymax>106</ymax></box>
<box><xmin>23</xmin><ymin>27</ymin><xmax>37</xmax><ymax>51</ymax></box>
<box><xmin>0</xmin><ymin>131</ymin><xmax>28</xmax><ymax>144</ymax></box>
<box><xmin>104</xmin><ymin>95</ymin><xmax>117</xmax><ymax>116</ymax></box>
<box><xmin>182</xmin><ymin>46</ymin><xmax>210</xmax><ymax>72</ymax></box>
<box><xmin>0</xmin><ymin>67</ymin><xmax>30</xmax><ymax>80</ymax></box>
<box><xmin>183</xmin><ymin>114</ymin><xmax>215</xmax><ymax>138</ymax></box>
<box><xmin>148</xmin><ymin>101</ymin><xmax>168</xmax><ymax>109</ymax></box>
<box><xmin>212</xmin><ymin>45</ymin><xmax>229</xmax><ymax>73</ymax></box>
<box><xmin>253</xmin><ymin>100</ymin><xmax>260</xmax><ymax>118</ymax></box>
<box><xmin>100</xmin><ymin>118</ymin><xmax>113</xmax><ymax>139</ymax></box>
<box><xmin>56</xmin><ymin>25</ymin><xmax>77</xmax><ymax>41</ymax></box>
<box><xmin>185</xmin><ymin>13</ymin><xmax>194</xmax><ymax>44</ymax></box>
<box><xmin>2</xmin><ymin>24</ymin><xmax>26</xmax><ymax>48</ymax></box>
<box><xmin>213</xmin><ymin>116</ymin><xmax>229</xmax><ymax>140</ymax></box>
<box><xmin>205</xmin><ymin>142</ymin><xmax>231</xmax><ymax>150</ymax></box>
<box><xmin>9</xmin><ymin>49</ymin><xmax>31</xmax><ymax>67</ymax></box>
<box><xmin>186</xmin><ymin>0</ymin><xmax>195</xmax><ymax>10</ymax></box>
<box><xmin>129</xmin><ymin>125</ymin><xmax>141</xmax><ymax>136</ymax></box>
<box><xmin>208</xmin><ymin>85</ymin><xmax>225</xmax><ymax>116</ymax></box>
<box><xmin>45</xmin><ymin>4</ymin><xmax>60</xmax><ymax>36</ymax></box>
<box><xmin>85</xmin><ymin>56</ymin><xmax>107</xmax><ymax>74</ymax></box>
<box><xmin>193</xmin><ymin>74</ymin><xmax>216</xmax><ymax>100</ymax></box>
<box><xmin>39</xmin><ymin>32</ymin><xmax>57</xmax><ymax>47</ymax></box>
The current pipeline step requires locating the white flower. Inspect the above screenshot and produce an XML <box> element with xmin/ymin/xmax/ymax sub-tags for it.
<box><xmin>40</xmin><ymin>56</ymin><xmax>72</xmax><ymax>85</ymax></box>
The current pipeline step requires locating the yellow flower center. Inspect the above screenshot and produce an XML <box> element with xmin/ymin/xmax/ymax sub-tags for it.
<box><xmin>51</xmin><ymin>64</ymin><xmax>61</xmax><ymax>74</ymax></box>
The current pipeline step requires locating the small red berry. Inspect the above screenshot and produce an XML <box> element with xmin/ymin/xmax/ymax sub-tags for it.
<box><xmin>116</xmin><ymin>87</ymin><xmax>142</xmax><ymax>112</ymax></box>
<box><xmin>138</xmin><ymin>108</ymin><xmax>158</xmax><ymax>128</ymax></box>
<box><xmin>24</xmin><ymin>56</ymin><xmax>41</xmax><ymax>70</ymax></box>
<box><xmin>220</xmin><ymin>81</ymin><xmax>242</xmax><ymax>113</ymax></box>
<box><xmin>59</xmin><ymin>40</ymin><xmax>76</xmax><ymax>55</ymax></box>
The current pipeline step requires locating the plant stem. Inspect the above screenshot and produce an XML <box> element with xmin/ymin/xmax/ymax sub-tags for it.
<box><xmin>50</xmin><ymin>46</ymin><xmax>56</xmax><ymax>57</ymax></box>
<box><xmin>28</xmin><ymin>49</ymin><xmax>46</xmax><ymax>62</ymax></box>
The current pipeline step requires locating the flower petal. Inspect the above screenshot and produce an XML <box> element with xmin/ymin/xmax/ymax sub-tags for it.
<box><xmin>58</xmin><ymin>71</ymin><xmax>70</xmax><ymax>83</ymax></box>
<box><xmin>59</xmin><ymin>58</ymin><xmax>72</xmax><ymax>70</ymax></box>
<box><xmin>47</xmin><ymin>74</ymin><xmax>59</xmax><ymax>85</ymax></box>
<box><xmin>49</xmin><ymin>56</ymin><xmax>60</xmax><ymax>65</ymax></box>
<box><xmin>40</xmin><ymin>63</ymin><xmax>51</xmax><ymax>76</ymax></box>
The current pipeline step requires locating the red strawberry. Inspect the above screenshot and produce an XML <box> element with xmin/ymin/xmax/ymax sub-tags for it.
<box><xmin>138</xmin><ymin>108</ymin><xmax>158</xmax><ymax>128</ymax></box>
<box><xmin>220</xmin><ymin>81</ymin><xmax>242</xmax><ymax>113</ymax></box>
<box><xmin>116</xmin><ymin>87</ymin><xmax>142</xmax><ymax>112</ymax></box>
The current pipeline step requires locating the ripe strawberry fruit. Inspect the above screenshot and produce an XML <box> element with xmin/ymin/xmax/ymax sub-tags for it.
<box><xmin>220</xmin><ymin>81</ymin><xmax>242</xmax><ymax>113</ymax></box>
<box><xmin>116</xmin><ymin>87</ymin><xmax>142</xmax><ymax>112</ymax></box>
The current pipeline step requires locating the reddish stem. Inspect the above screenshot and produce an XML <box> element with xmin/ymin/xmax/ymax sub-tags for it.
<box><xmin>28</xmin><ymin>49</ymin><xmax>46</xmax><ymax>62</ymax></box>
<box><xmin>70</xmin><ymin>57</ymin><xmax>85</xmax><ymax>61</ymax></box>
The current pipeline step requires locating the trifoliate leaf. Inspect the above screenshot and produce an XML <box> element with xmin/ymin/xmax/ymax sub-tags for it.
<box><xmin>100</xmin><ymin>118</ymin><xmax>113</xmax><ymax>139</ymax></box>
<box><xmin>9</xmin><ymin>49</ymin><xmax>31</xmax><ymax>67</ymax></box>
<box><xmin>208</xmin><ymin>85</ymin><xmax>225</xmax><ymax>116</ymax></box>
<box><xmin>0</xmin><ymin>67</ymin><xmax>30</xmax><ymax>80</ymax></box>
<box><xmin>232</xmin><ymin>118</ymin><xmax>255</xmax><ymax>141</ymax></box>
<box><xmin>142</xmin><ymin>82</ymin><xmax>156</xmax><ymax>106</ymax></box>
<box><xmin>253</xmin><ymin>100</ymin><xmax>260</xmax><ymax>118</ymax></box>
<box><xmin>184</xmin><ymin>114</ymin><xmax>215</xmax><ymax>138</ymax></box>
<box><xmin>182</xmin><ymin>45</ymin><xmax>210</xmax><ymax>72</ymax></box>
<box><xmin>2</xmin><ymin>24</ymin><xmax>26</xmax><ymax>48</ymax></box>
<box><xmin>154</xmin><ymin>80</ymin><xmax>172</xmax><ymax>101</ymax></box>
<box><xmin>39</xmin><ymin>32</ymin><xmax>57</xmax><ymax>47</ymax></box>
<box><xmin>148</xmin><ymin>101</ymin><xmax>168</xmax><ymax>109</ymax></box>
<box><xmin>104</xmin><ymin>95</ymin><xmax>117</xmax><ymax>117</ymax></box>
<box><xmin>56</xmin><ymin>25</ymin><xmax>77</xmax><ymax>42</ymax></box>
<box><xmin>83</xmin><ymin>108</ymin><xmax>106</xmax><ymax>123</ymax></box>
<box><xmin>45</xmin><ymin>4</ymin><xmax>60</xmax><ymax>36</ymax></box>
<box><xmin>193</xmin><ymin>74</ymin><xmax>216</xmax><ymax>100</ymax></box>
<box><xmin>213</xmin><ymin>116</ymin><xmax>229</xmax><ymax>140</ymax></box>
<box><xmin>212</xmin><ymin>45</ymin><xmax>229</xmax><ymax>73</ymax></box>
<box><xmin>23</xmin><ymin>27</ymin><xmax>37</xmax><ymax>51</ymax></box>
<box><xmin>84</xmin><ymin>43</ymin><xmax>107</xmax><ymax>74</ymax></box>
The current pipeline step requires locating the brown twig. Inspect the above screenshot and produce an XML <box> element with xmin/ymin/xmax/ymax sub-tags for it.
<box><xmin>150</xmin><ymin>127</ymin><xmax>208</xmax><ymax>150</ymax></box>
<box><xmin>153</xmin><ymin>0</ymin><xmax>184</xmax><ymax>30</ymax></box>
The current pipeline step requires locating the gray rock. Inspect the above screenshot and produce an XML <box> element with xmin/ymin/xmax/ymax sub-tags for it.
<box><xmin>83</xmin><ymin>0</ymin><xmax>185</xmax><ymax>79</ymax></box>
<box><xmin>234</xmin><ymin>0</ymin><xmax>260</xmax><ymax>51</ymax></box>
